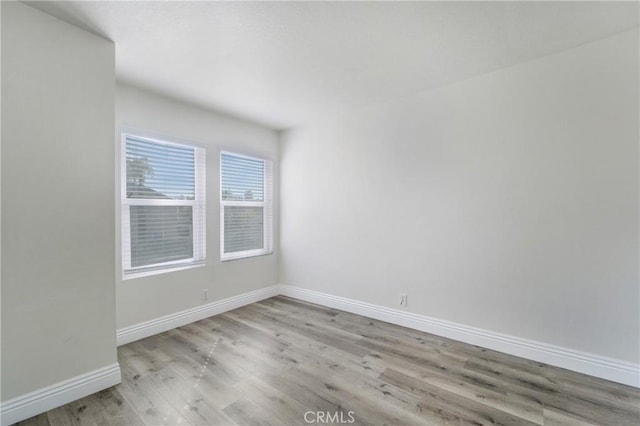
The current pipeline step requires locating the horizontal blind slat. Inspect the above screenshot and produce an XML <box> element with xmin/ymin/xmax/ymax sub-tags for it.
<box><xmin>126</xmin><ymin>135</ymin><xmax>195</xmax><ymax>200</ymax></box>
<box><xmin>220</xmin><ymin>153</ymin><xmax>265</xmax><ymax>203</ymax></box>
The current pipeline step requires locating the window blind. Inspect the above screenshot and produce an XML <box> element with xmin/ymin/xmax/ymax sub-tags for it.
<box><xmin>126</xmin><ymin>137</ymin><xmax>195</xmax><ymax>200</ymax></box>
<box><xmin>122</xmin><ymin>135</ymin><xmax>206</xmax><ymax>276</ymax></box>
<box><xmin>220</xmin><ymin>152</ymin><xmax>273</xmax><ymax>260</ymax></box>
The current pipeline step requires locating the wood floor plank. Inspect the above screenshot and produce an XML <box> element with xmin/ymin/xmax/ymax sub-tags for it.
<box><xmin>14</xmin><ymin>414</ymin><xmax>50</xmax><ymax>426</ymax></box>
<box><xmin>277</xmin><ymin>362</ymin><xmax>429</xmax><ymax>426</ymax></box>
<box><xmin>242</xmin><ymin>304</ymin><xmax>370</xmax><ymax>357</ymax></box>
<box><xmin>464</xmin><ymin>359</ymin><xmax>639</xmax><ymax>426</ymax></box>
<box><xmin>15</xmin><ymin>296</ymin><xmax>640</xmax><ymax>426</ymax></box>
<box><xmin>542</xmin><ymin>407</ymin><xmax>600</xmax><ymax>426</ymax></box>
<box><xmin>222</xmin><ymin>399</ymin><xmax>274</xmax><ymax>426</ymax></box>
<box><xmin>380</xmin><ymin>368</ymin><xmax>541</xmax><ymax>426</ymax></box>
<box><xmin>117</xmin><ymin>359</ymin><xmax>193</xmax><ymax>425</ymax></box>
<box><xmin>358</xmin><ymin>339</ymin><xmax>550</xmax><ymax>423</ymax></box>
<box><xmin>87</xmin><ymin>389</ymin><xmax>143</xmax><ymax>426</ymax></box>
<box><xmin>232</xmin><ymin>375</ymin><xmax>309</xmax><ymax>425</ymax></box>
<box><xmin>43</xmin><ymin>397</ymin><xmax>98</xmax><ymax>426</ymax></box>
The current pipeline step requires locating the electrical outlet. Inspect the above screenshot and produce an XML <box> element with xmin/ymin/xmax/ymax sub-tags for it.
<box><xmin>400</xmin><ymin>293</ymin><xmax>407</xmax><ymax>307</ymax></box>
<box><xmin>202</xmin><ymin>289</ymin><xmax>208</xmax><ymax>301</ymax></box>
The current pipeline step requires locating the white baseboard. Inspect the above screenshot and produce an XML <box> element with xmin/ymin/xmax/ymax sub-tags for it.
<box><xmin>0</xmin><ymin>363</ymin><xmax>121</xmax><ymax>426</ymax></box>
<box><xmin>3</xmin><ymin>284</ymin><xmax>636</xmax><ymax>426</ymax></box>
<box><xmin>116</xmin><ymin>285</ymin><xmax>280</xmax><ymax>346</ymax></box>
<box><xmin>1</xmin><ymin>286</ymin><xmax>278</xmax><ymax>425</ymax></box>
<box><xmin>279</xmin><ymin>285</ymin><xmax>640</xmax><ymax>388</ymax></box>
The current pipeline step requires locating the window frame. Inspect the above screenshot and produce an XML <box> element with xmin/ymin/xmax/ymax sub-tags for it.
<box><xmin>219</xmin><ymin>150</ymin><xmax>273</xmax><ymax>261</ymax></box>
<box><xmin>121</xmin><ymin>133</ymin><xmax>206</xmax><ymax>279</ymax></box>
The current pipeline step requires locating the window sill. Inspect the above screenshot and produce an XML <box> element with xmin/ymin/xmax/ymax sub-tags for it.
<box><xmin>123</xmin><ymin>261</ymin><xmax>206</xmax><ymax>280</ymax></box>
<box><xmin>221</xmin><ymin>250</ymin><xmax>273</xmax><ymax>262</ymax></box>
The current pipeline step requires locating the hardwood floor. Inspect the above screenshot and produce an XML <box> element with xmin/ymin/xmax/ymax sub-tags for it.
<box><xmin>17</xmin><ymin>296</ymin><xmax>640</xmax><ymax>425</ymax></box>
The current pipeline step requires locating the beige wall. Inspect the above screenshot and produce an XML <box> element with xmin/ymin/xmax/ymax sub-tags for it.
<box><xmin>280</xmin><ymin>29</ymin><xmax>639</xmax><ymax>363</ymax></box>
<box><xmin>115</xmin><ymin>83</ymin><xmax>279</xmax><ymax>329</ymax></box>
<box><xmin>1</xmin><ymin>2</ymin><xmax>116</xmax><ymax>400</ymax></box>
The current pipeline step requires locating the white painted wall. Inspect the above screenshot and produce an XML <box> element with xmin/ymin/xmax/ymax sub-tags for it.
<box><xmin>115</xmin><ymin>83</ymin><xmax>279</xmax><ymax>330</ymax></box>
<box><xmin>1</xmin><ymin>2</ymin><xmax>116</xmax><ymax>400</ymax></box>
<box><xmin>0</xmin><ymin>0</ymin><xmax>4</xmax><ymax>408</ymax></box>
<box><xmin>280</xmin><ymin>29</ymin><xmax>639</xmax><ymax>364</ymax></box>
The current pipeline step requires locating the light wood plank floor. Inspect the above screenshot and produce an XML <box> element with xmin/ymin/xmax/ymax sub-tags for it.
<box><xmin>17</xmin><ymin>296</ymin><xmax>640</xmax><ymax>425</ymax></box>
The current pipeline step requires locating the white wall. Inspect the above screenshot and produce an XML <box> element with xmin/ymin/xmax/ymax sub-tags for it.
<box><xmin>115</xmin><ymin>83</ymin><xmax>279</xmax><ymax>330</ymax></box>
<box><xmin>0</xmin><ymin>0</ymin><xmax>4</xmax><ymax>407</ymax></box>
<box><xmin>1</xmin><ymin>1</ymin><xmax>116</xmax><ymax>400</ymax></box>
<box><xmin>280</xmin><ymin>29</ymin><xmax>639</xmax><ymax>364</ymax></box>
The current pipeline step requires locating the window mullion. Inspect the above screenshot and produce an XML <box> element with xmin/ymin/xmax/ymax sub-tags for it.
<box><xmin>124</xmin><ymin>198</ymin><xmax>195</xmax><ymax>207</ymax></box>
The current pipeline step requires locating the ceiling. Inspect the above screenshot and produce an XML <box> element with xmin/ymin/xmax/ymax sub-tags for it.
<box><xmin>28</xmin><ymin>1</ymin><xmax>639</xmax><ymax>130</ymax></box>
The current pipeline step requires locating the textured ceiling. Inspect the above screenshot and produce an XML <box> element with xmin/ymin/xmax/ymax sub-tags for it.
<box><xmin>27</xmin><ymin>1</ymin><xmax>639</xmax><ymax>130</ymax></box>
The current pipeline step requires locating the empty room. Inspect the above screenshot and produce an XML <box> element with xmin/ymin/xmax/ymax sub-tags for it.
<box><xmin>1</xmin><ymin>1</ymin><xmax>639</xmax><ymax>425</ymax></box>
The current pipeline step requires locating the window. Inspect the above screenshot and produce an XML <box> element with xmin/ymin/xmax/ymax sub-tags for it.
<box><xmin>121</xmin><ymin>134</ymin><xmax>205</xmax><ymax>278</ymax></box>
<box><xmin>220</xmin><ymin>152</ymin><xmax>273</xmax><ymax>261</ymax></box>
